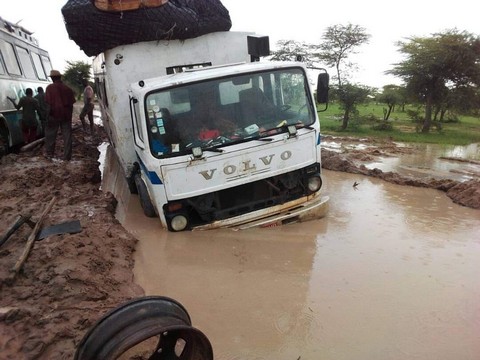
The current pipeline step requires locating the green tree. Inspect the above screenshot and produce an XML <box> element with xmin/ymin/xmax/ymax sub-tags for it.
<box><xmin>63</xmin><ymin>60</ymin><xmax>92</xmax><ymax>99</ymax></box>
<box><xmin>310</xmin><ymin>24</ymin><xmax>370</xmax><ymax>130</ymax></box>
<box><xmin>377</xmin><ymin>85</ymin><xmax>405</xmax><ymax>120</ymax></box>
<box><xmin>311</xmin><ymin>24</ymin><xmax>370</xmax><ymax>87</ymax></box>
<box><xmin>332</xmin><ymin>83</ymin><xmax>372</xmax><ymax>130</ymax></box>
<box><xmin>388</xmin><ymin>29</ymin><xmax>480</xmax><ymax>132</ymax></box>
<box><xmin>269</xmin><ymin>40</ymin><xmax>321</xmax><ymax>89</ymax></box>
<box><xmin>270</xmin><ymin>40</ymin><xmax>314</xmax><ymax>66</ymax></box>
<box><xmin>270</xmin><ymin>25</ymin><xmax>371</xmax><ymax>130</ymax></box>
<box><xmin>446</xmin><ymin>86</ymin><xmax>480</xmax><ymax>115</ymax></box>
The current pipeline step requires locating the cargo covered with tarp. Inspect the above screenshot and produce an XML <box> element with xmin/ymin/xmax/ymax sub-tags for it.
<box><xmin>61</xmin><ymin>0</ymin><xmax>232</xmax><ymax>57</ymax></box>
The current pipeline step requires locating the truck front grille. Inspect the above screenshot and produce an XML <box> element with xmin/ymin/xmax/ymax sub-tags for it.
<box><xmin>168</xmin><ymin>163</ymin><xmax>321</xmax><ymax>228</ymax></box>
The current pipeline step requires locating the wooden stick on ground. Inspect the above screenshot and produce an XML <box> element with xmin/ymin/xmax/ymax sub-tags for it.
<box><xmin>0</xmin><ymin>215</ymin><xmax>32</xmax><ymax>246</ymax></box>
<box><xmin>20</xmin><ymin>137</ymin><xmax>45</xmax><ymax>152</ymax></box>
<box><xmin>0</xmin><ymin>214</ymin><xmax>33</xmax><ymax>248</ymax></box>
<box><xmin>12</xmin><ymin>196</ymin><xmax>57</xmax><ymax>275</ymax></box>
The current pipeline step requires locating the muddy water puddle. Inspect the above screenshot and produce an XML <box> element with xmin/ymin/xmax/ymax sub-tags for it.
<box><xmin>322</xmin><ymin>141</ymin><xmax>480</xmax><ymax>181</ymax></box>
<box><xmin>120</xmin><ymin>170</ymin><xmax>480</xmax><ymax>360</ymax></box>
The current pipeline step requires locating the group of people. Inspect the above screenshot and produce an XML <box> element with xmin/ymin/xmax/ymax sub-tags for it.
<box><xmin>7</xmin><ymin>87</ymin><xmax>47</xmax><ymax>144</ymax></box>
<box><xmin>6</xmin><ymin>70</ymin><xmax>95</xmax><ymax>161</ymax></box>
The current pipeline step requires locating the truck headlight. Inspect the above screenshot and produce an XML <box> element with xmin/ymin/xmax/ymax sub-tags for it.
<box><xmin>170</xmin><ymin>214</ymin><xmax>189</xmax><ymax>231</ymax></box>
<box><xmin>307</xmin><ymin>176</ymin><xmax>322</xmax><ymax>193</ymax></box>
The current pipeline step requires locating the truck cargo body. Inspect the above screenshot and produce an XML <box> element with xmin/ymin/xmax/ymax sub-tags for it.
<box><xmin>93</xmin><ymin>32</ymin><xmax>328</xmax><ymax>231</ymax></box>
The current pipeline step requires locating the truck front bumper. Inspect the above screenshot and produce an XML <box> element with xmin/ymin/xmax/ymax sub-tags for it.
<box><xmin>192</xmin><ymin>194</ymin><xmax>329</xmax><ymax>231</ymax></box>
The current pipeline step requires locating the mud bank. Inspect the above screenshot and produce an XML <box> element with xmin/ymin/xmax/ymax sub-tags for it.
<box><xmin>0</xmin><ymin>106</ymin><xmax>143</xmax><ymax>359</ymax></box>
<box><xmin>0</xmin><ymin>127</ymin><xmax>478</xmax><ymax>359</ymax></box>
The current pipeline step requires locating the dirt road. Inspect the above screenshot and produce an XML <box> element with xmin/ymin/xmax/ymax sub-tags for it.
<box><xmin>0</xmin><ymin>113</ymin><xmax>478</xmax><ymax>359</ymax></box>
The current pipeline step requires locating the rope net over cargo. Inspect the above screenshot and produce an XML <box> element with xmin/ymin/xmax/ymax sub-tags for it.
<box><xmin>61</xmin><ymin>0</ymin><xmax>232</xmax><ymax>57</ymax></box>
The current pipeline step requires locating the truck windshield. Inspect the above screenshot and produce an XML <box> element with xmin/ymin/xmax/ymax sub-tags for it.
<box><xmin>144</xmin><ymin>67</ymin><xmax>314</xmax><ymax>158</ymax></box>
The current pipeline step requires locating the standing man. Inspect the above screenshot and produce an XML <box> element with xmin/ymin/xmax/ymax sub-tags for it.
<box><xmin>79</xmin><ymin>79</ymin><xmax>95</xmax><ymax>135</ymax></box>
<box><xmin>34</xmin><ymin>87</ymin><xmax>47</xmax><ymax>135</ymax></box>
<box><xmin>7</xmin><ymin>88</ymin><xmax>40</xmax><ymax>144</ymax></box>
<box><xmin>45</xmin><ymin>70</ymin><xmax>76</xmax><ymax>161</ymax></box>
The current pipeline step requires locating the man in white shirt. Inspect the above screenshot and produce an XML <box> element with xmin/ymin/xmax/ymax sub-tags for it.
<box><xmin>80</xmin><ymin>79</ymin><xmax>95</xmax><ymax>135</ymax></box>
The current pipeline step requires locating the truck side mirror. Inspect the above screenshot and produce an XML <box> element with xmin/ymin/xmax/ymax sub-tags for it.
<box><xmin>247</xmin><ymin>35</ymin><xmax>270</xmax><ymax>62</ymax></box>
<box><xmin>316</xmin><ymin>72</ymin><xmax>329</xmax><ymax>104</ymax></box>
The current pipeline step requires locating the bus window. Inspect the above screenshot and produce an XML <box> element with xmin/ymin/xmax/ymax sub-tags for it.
<box><xmin>32</xmin><ymin>52</ymin><xmax>47</xmax><ymax>80</ymax></box>
<box><xmin>41</xmin><ymin>55</ymin><xmax>52</xmax><ymax>75</ymax></box>
<box><xmin>16</xmin><ymin>46</ymin><xmax>36</xmax><ymax>79</ymax></box>
<box><xmin>0</xmin><ymin>39</ymin><xmax>21</xmax><ymax>76</ymax></box>
<box><xmin>0</xmin><ymin>54</ymin><xmax>5</xmax><ymax>75</ymax></box>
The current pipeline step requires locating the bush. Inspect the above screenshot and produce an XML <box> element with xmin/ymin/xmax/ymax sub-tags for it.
<box><xmin>371</xmin><ymin>122</ymin><xmax>393</xmax><ymax>131</ymax></box>
<box><xmin>406</xmin><ymin>109</ymin><xmax>423</xmax><ymax>123</ymax></box>
<box><xmin>440</xmin><ymin>112</ymin><xmax>459</xmax><ymax>123</ymax></box>
<box><xmin>362</xmin><ymin>114</ymin><xmax>381</xmax><ymax>122</ymax></box>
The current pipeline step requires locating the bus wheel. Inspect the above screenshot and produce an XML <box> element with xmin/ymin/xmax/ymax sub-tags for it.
<box><xmin>0</xmin><ymin>137</ymin><xmax>7</xmax><ymax>157</ymax></box>
<box><xmin>74</xmin><ymin>296</ymin><xmax>213</xmax><ymax>360</ymax></box>
<box><xmin>134</xmin><ymin>174</ymin><xmax>157</xmax><ymax>218</ymax></box>
<box><xmin>0</xmin><ymin>121</ymin><xmax>10</xmax><ymax>156</ymax></box>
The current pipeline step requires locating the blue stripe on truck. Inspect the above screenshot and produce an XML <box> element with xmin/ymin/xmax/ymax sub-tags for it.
<box><xmin>136</xmin><ymin>155</ymin><xmax>163</xmax><ymax>185</ymax></box>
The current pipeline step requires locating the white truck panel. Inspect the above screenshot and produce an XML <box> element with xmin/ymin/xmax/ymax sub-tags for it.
<box><xmin>161</xmin><ymin>131</ymin><xmax>317</xmax><ymax>199</ymax></box>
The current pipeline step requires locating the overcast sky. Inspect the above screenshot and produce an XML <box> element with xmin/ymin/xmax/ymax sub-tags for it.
<box><xmin>2</xmin><ymin>0</ymin><xmax>478</xmax><ymax>88</ymax></box>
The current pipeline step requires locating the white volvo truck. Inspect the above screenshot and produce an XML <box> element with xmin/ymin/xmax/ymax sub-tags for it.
<box><xmin>93</xmin><ymin>31</ymin><xmax>329</xmax><ymax>231</ymax></box>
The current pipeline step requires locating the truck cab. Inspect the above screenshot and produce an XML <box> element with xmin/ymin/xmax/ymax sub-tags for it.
<box><xmin>93</xmin><ymin>32</ymin><xmax>329</xmax><ymax>231</ymax></box>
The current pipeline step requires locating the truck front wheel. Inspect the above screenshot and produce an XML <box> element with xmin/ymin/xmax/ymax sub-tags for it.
<box><xmin>134</xmin><ymin>174</ymin><xmax>157</xmax><ymax>218</ymax></box>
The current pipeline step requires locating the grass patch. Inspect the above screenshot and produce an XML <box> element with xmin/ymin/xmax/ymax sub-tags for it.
<box><xmin>319</xmin><ymin>102</ymin><xmax>480</xmax><ymax>145</ymax></box>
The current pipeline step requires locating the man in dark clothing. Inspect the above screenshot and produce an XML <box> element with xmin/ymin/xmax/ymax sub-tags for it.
<box><xmin>7</xmin><ymin>88</ymin><xmax>40</xmax><ymax>144</ymax></box>
<box><xmin>34</xmin><ymin>87</ymin><xmax>48</xmax><ymax>135</ymax></box>
<box><xmin>45</xmin><ymin>70</ymin><xmax>76</xmax><ymax>161</ymax></box>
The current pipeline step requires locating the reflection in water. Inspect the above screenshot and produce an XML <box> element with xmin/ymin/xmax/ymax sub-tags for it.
<box><xmin>115</xmin><ymin>168</ymin><xmax>480</xmax><ymax>360</ymax></box>
<box><xmin>444</xmin><ymin>142</ymin><xmax>480</xmax><ymax>160</ymax></box>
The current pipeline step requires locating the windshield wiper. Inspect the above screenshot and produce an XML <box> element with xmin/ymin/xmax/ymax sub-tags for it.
<box><xmin>203</xmin><ymin>146</ymin><xmax>224</xmax><ymax>153</ymax></box>
<box><xmin>190</xmin><ymin>134</ymin><xmax>274</xmax><ymax>156</ymax></box>
<box><xmin>254</xmin><ymin>136</ymin><xmax>273</xmax><ymax>142</ymax></box>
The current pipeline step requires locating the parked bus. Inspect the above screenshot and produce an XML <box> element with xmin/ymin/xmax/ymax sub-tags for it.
<box><xmin>0</xmin><ymin>16</ymin><xmax>53</xmax><ymax>154</ymax></box>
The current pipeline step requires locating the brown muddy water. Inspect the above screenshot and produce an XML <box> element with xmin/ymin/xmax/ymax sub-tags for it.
<box><xmin>322</xmin><ymin>140</ymin><xmax>480</xmax><ymax>182</ymax></box>
<box><xmin>115</xmin><ymin>166</ymin><xmax>480</xmax><ymax>360</ymax></box>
